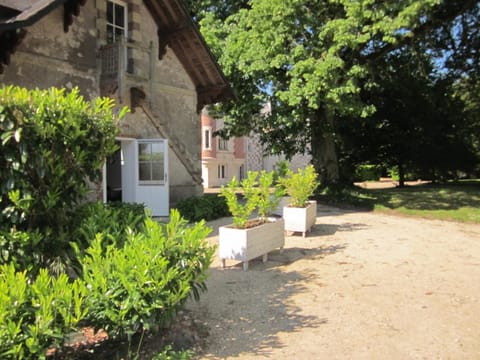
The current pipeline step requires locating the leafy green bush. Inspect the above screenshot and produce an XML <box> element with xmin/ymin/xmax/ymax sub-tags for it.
<box><xmin>220</xmin><ymin>170</ymin><xmax>283</xmax><ymax>228</ymax></box>
<box><xmin>273</xmin><ymin>160</ymin><xmax>290</xmax><ymax>183</ymax></box>
<box><xmin>354</xmin><ymin>164</ymin><xmax>382</xmax><ymax>181</ymax></box>
<box><xmin>0</xmin><ymin>264</ymin><xmax>87</xmax><ymax>359</ymax></box>
<box><xmin>76</xmin><ymin>209</ymin><xmax>214</xmax><ymax>339</ymax></box>
<box><xmin>66</xmin><ymin>201</ymin><xmax>148</xmax><ymax>276</ymax></box>
<box><xmin>0</xmin><ymin>85</ymin><xmax>126</xmax><ymax>270</ymax></box>
<box><xmin>0</xmin><ymin>228</ymin><xmax>43</xmax><ymax>273</ymax></box>
<box><xmin>278</xmin><ymin>165</ymin><xmax>320</xmax><ymax>207</ymax></box>
<box><xmin>72</xmin><ymin>201</ymin><xmax>147</xmax><ymax>250</ymax></box>
<box><xmin>176</xmin><ymin>194</ymin><xmax>230</xmax><ymax>222</ymax></box>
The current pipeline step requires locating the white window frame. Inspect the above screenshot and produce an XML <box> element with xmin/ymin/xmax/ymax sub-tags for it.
<box><xmin>218</xmin><ymin>137</ymin><xmax>229</xmax><ymax>151</ymax></box>
<box><xmin>203</xmin><ymin>127</ymin><xmax>212</xmax><ymax>150</ymax></box>
<box><xmin>106</xmin><ymin>0</ymin><xmax>128</xmax><ymax>44</ymax></box>
<box><xmin>138</xmin><ymin>140</ymin><xmax>165</xmax><ymax>185</ymax></box>
<box><xmin>218</xmin><ymin>164</ymin><xmax>226</xmax><ymax>179</ymax></box>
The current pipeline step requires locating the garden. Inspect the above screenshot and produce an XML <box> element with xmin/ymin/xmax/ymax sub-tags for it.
<box><xmin>0</xmin><ymin>86</ymin><xmax>214</xmax><ymax>359</ymax></box>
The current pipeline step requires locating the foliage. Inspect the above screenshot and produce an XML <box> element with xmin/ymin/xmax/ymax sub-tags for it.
<box><xmin>191</xmin><ymin>0</ymin><xmax>480</xmax><ymax>184</ymax></box>
<box><xmin>219</xmin><ymin>170</ymin><xmax>283</xmax><ymax>228</ymax></box>
<box><xmin>257</xmin><ymin>170</ymin><xmax>284</xmax><ymax>219</ymax></box>
<box><xmin>175</xmin><ymin>194</ymin><xmax>230</xmax><ymax>222</ymax></box>
<box><xmin>0</xmin><ymin>228</ymin><xmax>43</xmax><ymax>273</ymax></box>
<box><xmin>0</xmin><ymin>85</ymin><xmax>127</xmax><ymax>270</ymax></box>
<box><xmin>76</xmin><ymin>209</ymin><xmax>213</xmax><ymax>339</ymax></box>
<box><xmin>273</xmin><ymin>160</ymin><xmax>290</xmax><ymax>184</ymax></box>
<box><xmin>66</xmin><ymin>201</ymin><xmax>148</xmax><ymax>276</ymax></box>
<box><xmin>72</xmin><ymin>201</ymin><xmax>147</xmax><ymax>251</ymax></box>
<box><xmin>151</xmin><ymin>345</ymin><xmax>193</xmax><ymax>360</ymax></box>
<box><xmin>354</xmin><ymin>165</ymin><xmax>382</xmax><ymax>182</ymax></box>
<box><xmin>220</xmin><ymin>172</ymin><xmax>260</xmax><ymax>229</ymax></box>
<box><xmin>278</xmin><ymin>165</ymin><xmax>320</xmax><ymax>208</ymax></box>
<box><xmin>0</xmin><ymin>264</ymin><xmax>87</xmax><ymax>359</ymax></box>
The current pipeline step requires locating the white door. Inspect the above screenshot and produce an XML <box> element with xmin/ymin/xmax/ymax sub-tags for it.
<box><xmin>121</xmin><ymin>139</ymin><xmax>169</xmax><ymax>216</ymax></box>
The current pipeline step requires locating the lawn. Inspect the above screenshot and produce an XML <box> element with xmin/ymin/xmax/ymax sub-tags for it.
<box><xmin>318</xmin><ymin>180</ymin><xmax>480</xmax><ymax>224</ymax></box>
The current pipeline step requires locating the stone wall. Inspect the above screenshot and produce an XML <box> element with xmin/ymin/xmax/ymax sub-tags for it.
<box><xmin>0</xmin><ymin>5</ymin><xmax>98</xmax><ymax>98</ymax></box>
<box><xmin>1</xmin><ymin>0</ymin><xmax>205</xmax><ymax>206</ymax></box>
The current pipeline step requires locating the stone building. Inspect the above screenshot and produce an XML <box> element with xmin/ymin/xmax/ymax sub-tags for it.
<box><xmin>0</xmin><ymin>0</ymin><xmax>232</xmax><ymax>215</ymax></box>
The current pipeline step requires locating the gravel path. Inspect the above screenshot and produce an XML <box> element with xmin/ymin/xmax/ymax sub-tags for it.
<box><xmin>187</xmin><ymin>205</ymin><xmax>480</xmax><ymax>359</ymax></box>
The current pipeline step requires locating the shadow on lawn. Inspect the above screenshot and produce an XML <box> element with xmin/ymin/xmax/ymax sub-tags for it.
<box><xmin>366</xmin><ymin>182</ymin><xmax>480</xmax><ymax>211</ymax></box>
<box><xmin>319</xmin><ymin>181</ymin><xmax>480</xmax><ymax>212</ymax></box>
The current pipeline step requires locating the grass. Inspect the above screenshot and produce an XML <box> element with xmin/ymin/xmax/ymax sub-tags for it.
<box><xmin>317</xmin><ymin>180</ymin><xmax>480</xmax><ymax>224</ymax></box>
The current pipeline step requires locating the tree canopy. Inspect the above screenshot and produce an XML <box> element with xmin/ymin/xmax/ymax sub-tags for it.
<box><xmin>190</xmin><ymin>0</ymin><xmax>480</xmax><ymax>184</ymax></box>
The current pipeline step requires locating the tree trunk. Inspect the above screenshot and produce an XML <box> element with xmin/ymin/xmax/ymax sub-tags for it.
<box><xmin>310</xmin><ymin>108</ymin><xmax>339</xmax><ymax>185</ymax></box>
<box><xmin>397</xmin><ymin>163</ymin><xmax>405</xmax><ymax>187</ymax></box>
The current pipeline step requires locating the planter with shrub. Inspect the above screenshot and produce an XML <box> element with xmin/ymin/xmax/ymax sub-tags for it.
<box><xmin>278</xmin><ymin>165</ymin><xmax>320</xmax><ymax>237</ymax></box>
<box><xmin>218</xmin><ymin>171</ymin><xmax>284</xmax><ymax>271</ymax></box>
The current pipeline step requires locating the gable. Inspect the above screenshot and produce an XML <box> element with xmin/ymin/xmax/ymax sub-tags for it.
<box><xmin>0</xmin><ymin>0</ymin><xmax>233</xmax><ymax>107</ymax></box>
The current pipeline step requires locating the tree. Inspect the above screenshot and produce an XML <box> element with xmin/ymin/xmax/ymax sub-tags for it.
<box><xmin>338</xmin><ymin>46</ymin><xmax>478</xmax><ymax>186</ymax></box>
<box><xmin>192</xmin><ymin>0</ymin><xmax>480</xmax><ymax>185</ymax></box>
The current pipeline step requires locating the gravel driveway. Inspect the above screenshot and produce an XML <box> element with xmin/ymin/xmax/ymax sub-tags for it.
<box><xmin>187</xmin><ymin>204</ymin><xmax>480</xmax><ymax>359</ymax></box>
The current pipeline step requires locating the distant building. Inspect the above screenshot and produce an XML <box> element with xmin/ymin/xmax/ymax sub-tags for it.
<box><xmin>201</xmin><ymin>111</ymin><xmax>246</xmax><ymax>188</ymax></box>
<box><xmin>201</xmin><ymin>110</ymin><xmax>311</xmax><ymax>189</ymax></box>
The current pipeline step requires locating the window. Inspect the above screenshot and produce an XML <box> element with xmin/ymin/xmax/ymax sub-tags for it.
<box><xmin>203</xmin><ymin>128</ymin><xmax>212</xmax><ymax>150</ymax></box>
<box><xmin>107</xmin><ymin>0</ymin><xmax>127</xmax><ymax>44</ymax></box>
<box><xmin>218</xmin><ymin>165</ymin><xmax>226</xmax><ymax>179</ymax></box>
<box><xmin>138</xmin><ymin>141</ymin><xmax>165</xmax><ymax>184</ymax></box>
<box><xmin>218</xmin><ymin>138</ymin><xmax>228</xmax><ymax>151</ymax></box>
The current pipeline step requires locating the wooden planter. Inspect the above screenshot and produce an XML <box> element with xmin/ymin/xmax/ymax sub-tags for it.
<box><xmin>283</xmin><ymin>200</ymin><xmax>317</xmax><ymax>238</ymax></box>
<box><xmin>219</xmin><ymin>217</ymin><xmax>285</xmax><ymax>271</ymax></box>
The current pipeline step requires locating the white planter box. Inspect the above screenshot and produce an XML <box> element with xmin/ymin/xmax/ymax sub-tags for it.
<box><xmin>219</xmin><ymin>217</ymin><xmax>285</xmax><ymax>271</ymax></box>
<box><xmin>283</xmin><ymin>200</ymin><xmax>317</xmax><ymax>237</ymax></box>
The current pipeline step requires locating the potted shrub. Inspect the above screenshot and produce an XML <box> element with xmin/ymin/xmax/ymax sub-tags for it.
<box><xmin>218</xmin><ymin>171</ymin><xmax>285</xmax><ymax>271</ymax></box>
<box><xmin>278</xmin><ymin>165</ymin><xmax>320</xmax><ymax>237</ymax></box>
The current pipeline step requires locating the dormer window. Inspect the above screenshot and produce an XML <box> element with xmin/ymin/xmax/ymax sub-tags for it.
<box><xmin>107</xmin><ymin>0</ymin><xmax>127</xmax><ymax>44</ymax></box>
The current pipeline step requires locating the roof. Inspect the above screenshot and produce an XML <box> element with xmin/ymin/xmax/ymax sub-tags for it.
<box><xmin>0</xmin><ymin>0</ymin><xmax>233</xmax><ymax>107</ymax></box>
<box><xmin>144</xmin><ymin>0</ymin><xmax>233</xmax><ymax>109</ymax></box>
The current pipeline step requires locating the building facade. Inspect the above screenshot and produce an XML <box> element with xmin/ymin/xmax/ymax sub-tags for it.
<box><xmin>201</xmin><ymin>111</ymin><xmax>246</xmax><ymax>188</ymax></box>
<box><xmin>0</xmin><ymin>0</ymin><xmax>231</xmax><ymax>215</ymax></box>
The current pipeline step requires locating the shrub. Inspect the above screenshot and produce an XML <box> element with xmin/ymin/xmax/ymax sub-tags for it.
<box><xmin>76</xmin><ymin>209</ymin><xmax>214</xmax><ymax>339</ymax></box>
<box><xmin>273</xmin><ymin>160</ymin><xmax>290</xmax><ymax>183</ymax></box>
<box><xmin>0</xmin><ymin>228</ymin><xmax>43</xmax><ymax>273</ymax></box>
<box><xmin>176</xmin><ymin>194</ymin><xmax>230</xmax><ymax>222</ymax></box>
<box><xmin>354</xmin><ymin>164</ymin><xmax>382</xmax><ymax>181</ymax></box>
<box><xmin>277</xmin><ymin>165</ymin><xmax>320</xmax><ymax>207</ymax></box>
<box><xmin>0</xmin><ymin>264</ymin><xmax>87</xmax><ymax>359</ymax></box>
<box><xmin>72</xmin><ymin>201</ymin><xmax>147</xmax><ymax>250</ymax></box>
<box><xmin>0</xmin><ymin>86</ymin><xmax>127</xmax><ymax>269</ymax></box>
<box><xmin>219</xmin><ymin>171</ymin><xmax>283</xmax><ymax>229</ymax></box>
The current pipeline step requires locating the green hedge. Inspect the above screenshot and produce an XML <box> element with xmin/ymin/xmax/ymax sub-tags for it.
<box><xmin>0</xmin><ymin>209</ymin><xmax>214</xmax><ymax>358</ymax></box>
<box><xmin>0</xmin><ymin>264</ymin><xmax>87</xmax><ymax>359</ymax></box>
<box><xmin>176</xmin><ymin>194</ymin><xmax>230</xmax><ymax>222</ymax></box>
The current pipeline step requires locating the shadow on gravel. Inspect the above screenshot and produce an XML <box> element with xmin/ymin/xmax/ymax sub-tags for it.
<box><xmin>187</xmin><ymin>238</ymin><xmax>347</xmax><ymax>358</ymax></box>
<box><xmin>192</xmin><ymin>268</ymin><xmax>329</xmax><ymax>358</ymax></box>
